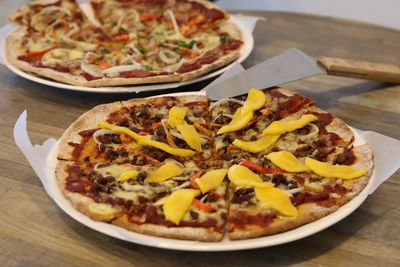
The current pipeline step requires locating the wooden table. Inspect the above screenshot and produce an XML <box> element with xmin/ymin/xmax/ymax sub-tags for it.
<box><xmin>1</xmin><ymin>8</ymin><xmax>400</xmax><ymax>267</ymax></box>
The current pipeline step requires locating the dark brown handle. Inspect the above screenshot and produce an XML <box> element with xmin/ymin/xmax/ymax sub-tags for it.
<box><xmin>317</xmin><ymin>57</ymin><xmax>400</xmax><ymax>83</ymax></box>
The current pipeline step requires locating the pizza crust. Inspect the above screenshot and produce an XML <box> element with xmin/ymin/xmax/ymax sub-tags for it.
<box><xmin>57</xmin><ymin>100</ymin><xmax>125</xmax><ymax>160</ymax></box>
<box><xmin>308</xmin><ymin>106</ymin><xmax>354</xmax><ymax>146</ymax></box>
<box><xmin>112</xmin><ymin>215</ymin><xmax>223</xmax><ymax>242</ymax></box>
<box><xmin>180</xmin><ymin>50</ymin><xmax>241</xmax><ymax>82</ymax></box>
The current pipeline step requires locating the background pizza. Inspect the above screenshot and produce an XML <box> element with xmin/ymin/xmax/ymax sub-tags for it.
<box><xmin>55</xmin><ymin>88</ymin><xmax>374</xmax><ymax>241</ymax></box>
<box><xmin>6</xmin><ymin>0</ymin><xmax>243</xmax><ymax>87</ymax></box>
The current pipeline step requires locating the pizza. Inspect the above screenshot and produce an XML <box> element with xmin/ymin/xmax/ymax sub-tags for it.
<box><xmin>55</xmin><ymin>88</ymin><xmax>373</xmax><ymax>241</ymax></box>
<box><xmin>6</xmin><ymin>0</ymin><xmax>243</xmax><ymax>87</ymax></box>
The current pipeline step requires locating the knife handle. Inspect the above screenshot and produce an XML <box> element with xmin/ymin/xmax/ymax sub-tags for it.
<box><xmin>317</xmin><ymin>57</ymin><xmax>400</xmax><ymax>83</ymax></box>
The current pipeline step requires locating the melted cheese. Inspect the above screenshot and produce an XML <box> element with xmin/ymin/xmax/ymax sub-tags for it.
<box><xmin>42</xmin><ymin>48</ymin><xmax>84</xmax><ymax>65</ymax></box>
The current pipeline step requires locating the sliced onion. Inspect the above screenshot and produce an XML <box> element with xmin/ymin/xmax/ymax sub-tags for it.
<box><xmin>158</xmin><ymin>49</ymin><xmax>180</xmax><ymax>64</ymax></box>
<box><xmin>66</xmin><ymin>22</ymin><xmax>79</xmax><ymax>37</ymax></box>
<box><xmin>31</xmin><ymin>0</ymin><xmax>60</xmax><ymax>6</ymax></box>
<box><xmin>298</xmin><ymin>123</ymin><xmax>320</xmax><ymax>141</ymax></box>
<box><xmin>117</xmin><ymin>9</ymin><xmax>140</xmax><ymax>29</ymax></box>
<box><xmin>102</xmin><ymin>64</ymin><xmax>142</xmax><ymax>75</ymax></box>
<box><xmin>163</xmin><ymin>59</ymin><xmax>184</xmax><ymax>72</ymax></box>
<box><xmin>120</xmin><ymin>183</ymin><xmax>145</xmax><ymax>191</ymax></box>
<box><xmin>92</xmin><ymin>129</ymin><xmax>121</xmax><ymax>144</ymax></box>
<box><xmin>212</xmin><ymin>113</ymin><xmax>233</xmax><ymax>123</ymax></box>
<box><xmin>172</xmin><ymin>181</ymin><xmax>190</xmax><ymax>191</ymax></box>
<box><xmin>164</xmin><ymin>9</ymin><xmax>184</xmax><ymax>39</ymax></box>
<box><xmin>32</xmin><ymin>6</ymin><xmax>71</xmax><ymax>31</ymax></box>
<box><xmin>169</xmin><ymin>129</ymin><xmax>208</xmax><ymax>144</ymax></box>
<box><xmin>284</xmin><ymin>187</ymin><xmax>304</xmax><ymax>196</ymax></box>
<box><xmin>153</xmin><ymin>186</ymin><xmax>170</xmax><ymax>194</ymax></box>
<box><xmin>81</xmin><ymin>52</ymin><xmax>103</xmax><ymax>76</ymax></box>
<box><xmin>209</xmin><ymin>98</ymin><xmax>244</xmax><ymax>111</ymax></box>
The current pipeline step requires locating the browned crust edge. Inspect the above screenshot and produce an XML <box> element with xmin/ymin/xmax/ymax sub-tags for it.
<box><xmin>57</xmin><ymin>101</ymin><xmax>125</xmax><ymax>160</ymax></box>
<box><xmin>112</xmin><ymin>215</ymin><xmax>223</xmax><ymax>242</ymax></box>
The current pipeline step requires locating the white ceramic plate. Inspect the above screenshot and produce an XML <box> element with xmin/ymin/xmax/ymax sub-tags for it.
<box><xmin>46</xmin><ymin>91</ymin><xmax>374</xmax><ymax>251</ymax></box>
<box><xmin>2</xmin><ymin>15</ymin><xmax>254</xmax><ymax>94</ymax></box>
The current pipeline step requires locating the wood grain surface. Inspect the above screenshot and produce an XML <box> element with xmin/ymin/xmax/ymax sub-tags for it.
<box><xmin>1</xmin><ymin>6</ymin><xmax>400</xmax><ymax>267</ymax></box>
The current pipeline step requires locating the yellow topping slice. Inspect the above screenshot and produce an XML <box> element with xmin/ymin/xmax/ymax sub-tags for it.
<box><xmin>233</xmin><ymin>134</ymin><xmax>281</xmax><ymax>153</ymax></box>
<box><xmin>196</xmin><ymin>169</ymin><xmax>228</xmax><ymax>194</ymax></box>
<box><xmin>241</xmin><ymin>88</ymin><xmax>267</xmax><ymax>115</ymax></box>
<box><xmin>217</xmin><ymin>107</ymin><xmax>254</xmax><ymax>135</ymax></box>
<box><xmin>217</xmin><ymin>88</ymin><xmax>266</xmax><ymax>135</ymax></box>
<box><xmin>142</xmin><ymin>138</ymin><xmax>196</xmax><ymax>157</ymax></box>
<box><xmin>176</xmin><ymin>124</ymin><xmax>202</xmax><ymax>152</ymax></box>
<box><xmin>228</xmin><ymin>165</ymin><xmax>273</xmax><ymax>188</ymax></box>
<box><xmin>305</xmin><ymin>157</ymin><xmax>367</xmax><ymax>179</ymax></box>
<box><xmin>167</xmin><ymin>107</ymin><xmax>202</xmax><ymax>152</ymax></box>
<box><xmin>119</xmin><ymin>170</ymin><xmax>138</xmax><ymax>183</ymax></box>
<box><xmin>146</xmin><ymin>161</ymin><xmax>184</xmax><ymax>183</ymax></box>
<box><xmin>255</xmin><ymin>187</ymin><xmax>298</xmax><ymax>217</ymax></box>
<box><xmin>168</xmin><ymin>107</ymin><xmax>188</xmax><ymax>128</ymax></box>
<box><xmin>99</xmin><ymin>121</ymin><xmax>195</xmax><ymax>157</ymax></box>
<box><xmin>263</xmin><ymin>114</ymin><xmax>318</xmax><ymax>135</ymax></box>
<box><xmin>163</xmin><ymin>189</ymin><xmax>200</xmax><ymax>225</ymax></box>
<box><xmin>99</xmin><ymin>121</ymin><xmax>142</xmax><ymax>140</ymax></box>
<box><xmin>266</xmin><ymin>151</ymin><xmax>310</xmax><ymax>172</ymax></box>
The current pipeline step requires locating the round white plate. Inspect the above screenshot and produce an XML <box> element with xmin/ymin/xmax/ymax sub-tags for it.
<box><xmin>3</xmin><ymin>15</ymin><xmax>254</xmax><ymax>94</ymax></box>
<box><xmin>45</xmin><ymin>93</ymin><xmax>374</xmax><ymax>251</ymax></box>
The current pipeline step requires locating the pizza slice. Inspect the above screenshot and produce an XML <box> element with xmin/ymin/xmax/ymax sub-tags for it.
<box><xmin>226</xmin><ymin>144</ymin><xmax>373</xmax><ymax>240</ymax></box>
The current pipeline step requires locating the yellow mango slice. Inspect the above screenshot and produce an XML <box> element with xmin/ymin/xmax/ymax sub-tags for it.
<box><xmin>167</xmin><ymin>107</ymin><xmax>202</xmax><ymax>152</ymax></box>
<box><xmin>305</xmin><ymin>157</ymin><xmax>367</xmax><ymax>179</ymax></box>
<box><xmin>255</xmin><ymin>187</ymin><xmax>298</xmax><ymax>217</ymax></box>
<box><xmin>263</xmin><ymin>114</ymin><xmax>318</xmax><ymax>135</ymax></box>
<box><xmin>233</xmin><ymin>134</ymin><xmax>281</xmax><ymax>153</ymax></box>
<box><xmin>266</xmin><ymin>151</ymin><xmax>310</xmax><ymax>172</ymax></box>
<box><xmin>176</xmin><ymin>124</ymin><xmax>202</xmax><ymax>152</ymax></box>
<box><xmin>99</xmin><ymin>121</ymin><xmax>195</xmax><ymax>157</ymax></box>
<box><xmin>168</xmin><ymin>107</ymin><xmax>188</xmax><ymax>128</ymax></box>
<box><xmin>240</xmin><ymin>88</ymin><xmax>266</xmax><ymax>115</ymax></box>
<box><xmin>119</xmin><ymin>170</ymin><xmax>138</xmax><ymax>183</ymax></box>
<box><xmin>146</xmin><ymin>161</ymin><xmax>184</xmax><ymax>183</ymax></box>
<box><xmin>163</xmin><ymin>189</ymin><xmax>200</xmax><ymax>225</ymax></box>
<box><xmin>217</xmin><ymin>107</ymin><xmax>254</xmax><ymax>135</ymax></box>
<box><xmin>228</xmin><ymin>165</ymin><xmax>273</xmax><ymax>188</ymax></box>
<box><xmin>99</xmin><ymin>121</ymin><xmax>142</xmax><ymax>140</ymax></box>
<box><xmin>196</xmin><ymin>169</ymin><xmax>228</xmax><ymax>194</ymax></box>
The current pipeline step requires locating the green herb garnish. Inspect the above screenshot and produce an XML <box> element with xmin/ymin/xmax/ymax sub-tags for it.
<box><xmin>177</xmin><ymin>39</ymin><xmax>196</xmax><ymax>49</ymax></box>
<box><xmin>220</xmin><ymin>35</ymin><xmax>228</xmax><ymax>44</ymax></box>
